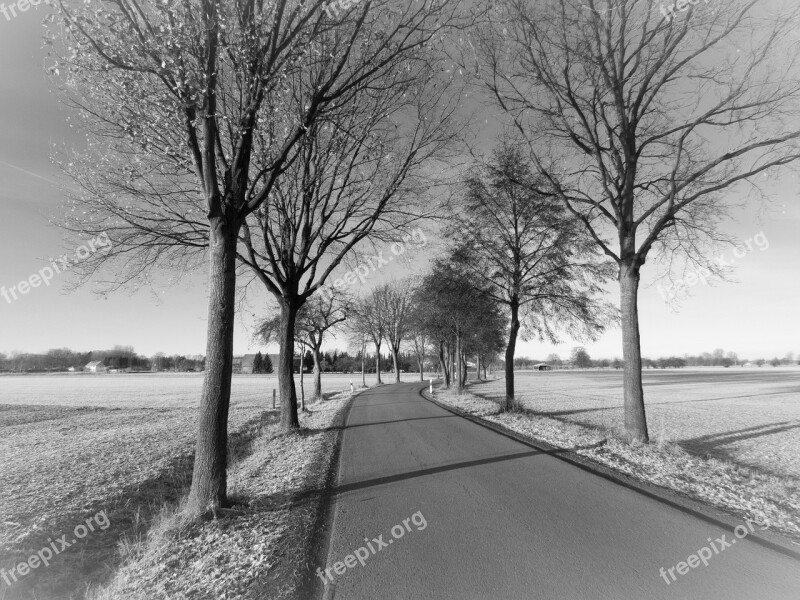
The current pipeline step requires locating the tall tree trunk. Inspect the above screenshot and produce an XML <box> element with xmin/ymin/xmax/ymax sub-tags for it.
<box><xmin>418</xmin><ymin>356</ymin><xmax>424</xmax><ymax>381</ymax></box>
<box><xmin>476</xmin><ymin>354</ymin><xmax>481</xmax><ymax>382</ymax></box>
<box><xmin>455</xmin><ymin>334</ymin><xmax>464</xmax><ymax>391</ymax></box>
<box><xmin>620</xmin><ymin>262</ymin><xmax>649</xmax><ymax>443</ymax></box>
<box><xmin>449</xmin><ymin>341</ymin><xmax>455</xmax><ymax>390</ymax></box>
<box><xmin>438</xmin><ymin>340</ymin><xmax>450</xmax><ymax>387</ymax></box>
<box><xmin>313</xmin><ymin>347</ymin><xmax>322</xmax><ymax>400</ymax></box>
<box><xmin>186</xmin><ymin>219</ymin><xmax>238</xmax><ymax>515</ymax></box>
<box><xmin>504</xmin><ymin>301</ymin><xmax>520</xmax><ymax>411</ymax></box>
<box><xmin>300</xmin><ymin>357</ymin><xmax>305</xmax><ymax>411</ymax></box>
<box><xmin>391</xmin><ymin>346</ymin><xmax>401</xmax><ymax>383</ymax></box>
<box><xmin>278</xmin><ymin>300</ymin><xmax>300</xmax><ymax>430</ymax></box>
<box><xmin>374</xmin><ymin>341</ymin><xmax>382</xmax><ymax>384</ymax></box>
<box><xmin>361</xmin><ymin>345</ymin><xmax>366</xmax><ymax>387</ymax></box>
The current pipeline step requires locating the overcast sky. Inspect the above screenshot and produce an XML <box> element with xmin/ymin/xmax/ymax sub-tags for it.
<box><xmin>1</xmin><ymin>6</ymin><xmax>798</xmax><ymax>361</ymax></box>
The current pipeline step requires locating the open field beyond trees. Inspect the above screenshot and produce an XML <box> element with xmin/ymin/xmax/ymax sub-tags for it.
<box><xmin>476</xmin><ymin>367</ymin><xmax>800</xmax><ymax>479</ymax></box>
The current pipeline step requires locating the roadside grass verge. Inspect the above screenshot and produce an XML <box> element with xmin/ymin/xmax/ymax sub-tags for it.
<box><xmin>86</xmin><ymin>389</ymin><xmax>354</xmax><ymax>600</ymax></box>
<box><xmin>0</xmin><ymin>404</ymin><xmax>260</xmax><ymax>600</ymax></box>
<box><xmin>432</xmin><ymin>384</ymin><xmax>800</xmax><ymax>546</ymax></box>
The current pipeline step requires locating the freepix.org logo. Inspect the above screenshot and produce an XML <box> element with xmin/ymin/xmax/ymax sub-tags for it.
<box><xmin>1</xmin><ymin>0</ymin><xmax>47</xmax><ymax>23</ymax></box>
<box><xmin>1</xmin><ymin>232</ymin><xmax>113</xmax><ymax>305</ymax></box>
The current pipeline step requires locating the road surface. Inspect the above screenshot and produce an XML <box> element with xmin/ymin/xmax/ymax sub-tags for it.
<box><xmin>318</xmin><ymin>382</ymin><xmax>800</xmax><ymax>599</ymax></box>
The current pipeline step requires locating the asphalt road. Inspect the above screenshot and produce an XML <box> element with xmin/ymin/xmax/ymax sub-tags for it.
<box><xmin>318</xmin><ymin>382</ymin><xmax>800</xmax><ymax>600</ymax></box>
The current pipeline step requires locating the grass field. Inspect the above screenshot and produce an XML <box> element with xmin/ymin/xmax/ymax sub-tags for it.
<box><xmin>476</xmin><ymin>367</ymin><xmax>800</xmax><ymax>479</ymax></box>
<box><xmin>0</xmin><ymin>372</ymin><xmax>359</xmax><ymax>599</ymax></box>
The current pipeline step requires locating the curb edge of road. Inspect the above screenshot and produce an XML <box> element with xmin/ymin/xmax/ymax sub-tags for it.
<box><xmin>299</xmin><ymin>386</ymin><xmax>367</xmax><ymax>600</ymax></box>
<box><xmin>421</xmin><ymin>383</ymin><xmax>800</xmax><ymax>562</ymax></box>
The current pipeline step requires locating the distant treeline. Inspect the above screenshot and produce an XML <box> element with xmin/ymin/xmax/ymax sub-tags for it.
<box><xmin>514</xmin><ymin>348</ymin><xmax>798</xmax><ymax>370</ymax></box>
<box><xmin>0</xmin><ymin>347</ymin><xmax>428</xmax><ymax>374</ymax></box>
<box><xmin>0</xmin><ymin>346</ymin><xmax>205</xmax><ymax>373</ymax></box>
<box><xmin>299</xmin><ymin>350</ymin><xmax>426</xmax><ymax>374</ymax></box>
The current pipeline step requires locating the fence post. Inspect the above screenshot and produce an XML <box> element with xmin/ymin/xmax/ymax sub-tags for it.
<box><xmin>272</xmin><ymin>388</ymin><xmax>276</xmax><ymax>409</ymax></box>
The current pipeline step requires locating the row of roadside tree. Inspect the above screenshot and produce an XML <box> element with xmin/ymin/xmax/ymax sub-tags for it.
<box><xmin>51</xmin><ymin>0</ymin><xmax>800</xmax><ymax>516</ymax></box>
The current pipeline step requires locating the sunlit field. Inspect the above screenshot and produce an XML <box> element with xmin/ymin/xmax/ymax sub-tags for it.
<box><xmin>476</xmin><ymin>367</ymin><xmax>800</xmax><ymax>479</ymax></box>
<box><xmin>0</xmin><ymin>372</ymin><xmax>362</xmax><ymax>599</ymax></box>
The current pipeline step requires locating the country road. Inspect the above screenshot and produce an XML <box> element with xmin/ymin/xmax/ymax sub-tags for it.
<box><xmin>315</xmin><ymin>382</ymin><xmax>800</xmax><ymax>600</ymax></box>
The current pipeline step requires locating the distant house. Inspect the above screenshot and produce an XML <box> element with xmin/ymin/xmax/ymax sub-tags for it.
<box><xmin>533</xmin><ymin>363</ymin><xmax>552</xmax><ymax>371</ymax></box>
<box><xmin>85</xmin><ymin>360</ymin><xmax>107</xmax><ymax>373</ymax></box>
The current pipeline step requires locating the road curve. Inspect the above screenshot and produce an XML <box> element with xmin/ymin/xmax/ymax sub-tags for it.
<box><xmin>316</xmin><ymin>382</ymin><xmax>800</xmax><ymax>599</ymax></box>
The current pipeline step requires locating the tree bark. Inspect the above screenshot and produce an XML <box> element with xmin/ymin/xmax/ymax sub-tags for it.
<box><xmin>450</xmin><ymin>341</ymin><xmax>456</xmax><ymax>390</ymax></box>
<box><xmin>418</xmin><ymin>356</ymin><xmax>424</xmax><ymax>381</ymax></box>
<box><xmin>300</xmin><ymin>357</ymin><xmax>305</xmax><ymax>412</ymax></box>
<box><xmin>374</xmin><ymin>341</ymin><xmax>382</xmax><ymax>385</ymax></box>
<box><xmin>438</xmin><ymin>340</ymin><xmax>450</xmax><ymax>387</ymax></box>
<box><xmin>186</xmin><ymin>218</ymin><xmax>238</xmax><ymax>515</ymax></box>
<box><xmin>476</xmin><ymin>354</ymin><xmax>481</xmax><ymax>382</ymax></box>
<box><xmin>391</xmin><ymin>346</ymin><xmax>401</xmax><ymax>383</ymax></box>
<box><xmin>313</xmin><ymin>347</ymin><xmax>322</xmax><ymax>400</ymax></box>
<box><xmin>279</xmin><ymin>300</ymin><xmax>300</xmax><ymax>430</ymax></box>
<box><xmin>361</xmin><ymin>345</ymin><xmax>366</xmax><ymax>387</ymax></box>
<box><xmin>620</xmin><ymin>262</ymin><xmax>649</xmax><ymax>442</ymax></box>
<box><xmin>504</xmin><ymin>301</ymin><xmax>520</xmax><ymax>411</ymax></box>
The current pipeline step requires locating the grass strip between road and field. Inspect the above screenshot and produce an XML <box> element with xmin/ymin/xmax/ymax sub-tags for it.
<box><xmin>86</xmin><ymin>388</ymin><xmax>360</xmax><ymax>600</ymax></box>
<box><xmin>428</xmin><ymin>382</ymin><xmax>800</xmax><ymax>553</ymax></box>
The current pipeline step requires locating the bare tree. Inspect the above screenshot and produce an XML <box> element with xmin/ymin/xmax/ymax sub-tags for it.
<box><xmin>408</xmin><ymin>322</ymin><xmax>433</xmax><ymax>382</ymax></box>
<box><xmin>236</xmin><ymin>7</ymin><xmax>470</xmax><ymax>431</ymax></box>
<box><xmin>350</xmin><ymin>293</ymin><xmax>385</xmax><ymax>385</ymax></box>
<box><xmin>298</xmin><ymin>295</ymin><xmax>348</xmax><ymax>401</ymax></box>
<box><xmin>54</xmin><ymin>0</ymin><xmax>343</xmax><ymax>515</ymax></box>
<box><xmin>416</xmin><ymin>260</ymin><xmax>504</xmax><ymax>391</ymax></box>
<box><xmin>448</xmin><ymin>142</ymin><xmax>613</xmax><ymax>410</ymax></box>
<box><xmin>54</xmin><ymin>0</ymin><xmax>470</xmax><ymax>512</ymax></box>
<box><xmin>256</xmin><ymin>293</ymin><xmax>346</xmax><ymax>408</ymax></box>
<box><xmin>470</xmin><ymin>0</ymin><xmax>800</xmax><ymax>441</ymax></box>
<box><xmin>375</xmin><ymin>281</ymin><xmax>414</xmax><ymax>383</ymax></box>
<box><xmin>347</xmin><ymin>329</ymin><xmax>370</xmax><ymax>388</ymax></box>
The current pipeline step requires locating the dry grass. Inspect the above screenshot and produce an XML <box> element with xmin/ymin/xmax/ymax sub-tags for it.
<box><xmin>87</xmin><ymin>390</ymin><xmax>352</xmax><ymax>600</ymax></box>
<box><xmin>433</xmin><ymin>381</ymin><xmax>800</xmax><ymax>546</ymax></box>
<box><xmin>477</xmin><ymin>367</ymin><xmax>800</xmax><ymax>478</ymax></box>
<box><xmin>0</xmin><ymin>374</ymin><xmax>356</xmax><ymax>600</ymax></box>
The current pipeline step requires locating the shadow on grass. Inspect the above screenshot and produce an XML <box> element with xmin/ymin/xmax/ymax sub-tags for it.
<box><xmin>677</xmin><ymin>421</ymin><xmax>800</xmax><ymax>478</ymax></box>
<box><xmin>0</xmin><ymin>411</ymin><xmax>272</xmax><ymax>600</ymax></box>
<box><xmin>471</xmin><ymin>387</ymin><xmax>800</xmax><ymax>480</ymax></box>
